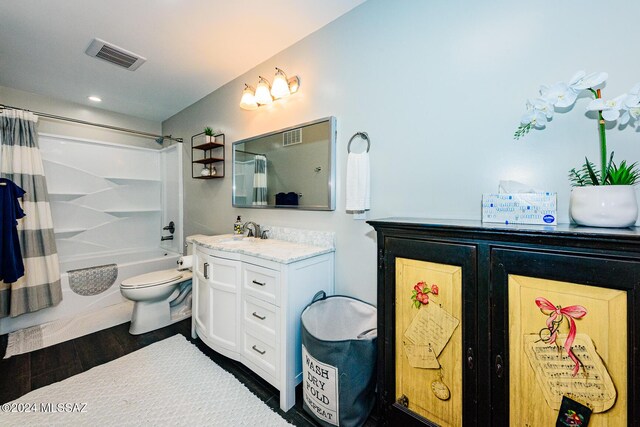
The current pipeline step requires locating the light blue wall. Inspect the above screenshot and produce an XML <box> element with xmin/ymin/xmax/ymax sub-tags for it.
<box><xmin>163</xmin><ymin>0</ymin><xmax>640</xmax><ymax>303</ymax></box>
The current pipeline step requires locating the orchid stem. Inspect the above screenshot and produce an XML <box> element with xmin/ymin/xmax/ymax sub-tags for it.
<box><xmin>590</xmin><ymin>88</ymin><xmax>608</xmax><ymax>182</ymax></box>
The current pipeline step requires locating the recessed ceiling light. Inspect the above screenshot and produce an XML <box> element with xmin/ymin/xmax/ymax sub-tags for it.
<box><xmin>88</xmin><ymin>96</ymin><xmax>102</xmax><ymax>102</ymax></box>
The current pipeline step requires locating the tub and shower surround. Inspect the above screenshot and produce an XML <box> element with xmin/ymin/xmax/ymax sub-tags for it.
<box><xmin>38</xmin><ymin>134</ymin><xmax>183</xmax><ymax>258</ymax></box>
<box><xmin>0</xmin><ymin>134</ymin><xmax>184</xmax><ymax>334</ymax></box>
<box><xmin>40</xmin><ymin>135</ymin><xmax>165</xmax><ymax>260</ymax></box>
<box><xmin>0</xmin><ymin>108</ymin><xmax>62</xmax><ymax>318</ymax></box>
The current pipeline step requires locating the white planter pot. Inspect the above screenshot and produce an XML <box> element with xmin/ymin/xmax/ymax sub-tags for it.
<box><xmin>569</xmin><ymin>185</ymin><xmax>638</xmax><ymax>228</ymax></box>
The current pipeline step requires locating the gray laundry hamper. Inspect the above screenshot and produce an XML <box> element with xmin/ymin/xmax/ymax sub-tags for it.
<box><xmin>300</xmin><ymin>291</ymin><xmax>377</xmax><ymax>427</ymax></box>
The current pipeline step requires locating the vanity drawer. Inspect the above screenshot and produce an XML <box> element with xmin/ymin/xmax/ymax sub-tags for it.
<box><xmin>243</xmin><ymin>263</ymin><xmax>280</xmax><ymax>305</ymax></box>
<box><xmin>243</xmin><ymin>295</ymin><xmax>278</xmax><ymax>339</ymax></box>
<box><xmin>243</xmin><ymin>329</ymin><xmax>277</xmax><ymax>378</ymax></box>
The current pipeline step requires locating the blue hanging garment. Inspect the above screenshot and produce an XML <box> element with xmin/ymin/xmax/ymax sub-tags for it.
<box><xmin>0</xmin><ymin>178</ymin><xmax>26</xmax><ymax>283</ymax></box>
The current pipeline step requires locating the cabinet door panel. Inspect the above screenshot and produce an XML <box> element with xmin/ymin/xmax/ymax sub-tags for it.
<box><xmin>395</xmin><ymin>258</ymin><xmax>463</xmax><ymax>426</ymax></box>
<box><xmin>207</xmin><ymin>256</ymin><xmax>241</xmax><ymax>352</ymax></box>
<box><xmin>194</xmin><ymin>271</ymin><xmax>209</xmax><ymax>334</ymax></box>
<box><xmin>382</xmin><ymin>237</ymin><xmax>478</xmax><ymax>426</ymax></box>
<box><xmin>491</xmin><ymin>249</ymin><xmax>640</xmax><ymax>427</ymax></box>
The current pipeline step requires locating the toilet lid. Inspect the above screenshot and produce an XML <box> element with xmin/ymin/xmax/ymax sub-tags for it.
<box><xmin>121</xmin><ymin>269</ymin><xmax>183</xmax><ymax>289</ymax></box>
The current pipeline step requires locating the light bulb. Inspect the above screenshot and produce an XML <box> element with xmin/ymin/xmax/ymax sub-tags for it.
<box><xmin>254</xmin><ymin>76</ymin><xmax>273</xmax><ymax>105</ymax></box>
<box><xmin>239</xmin><ymin>85</ymin><xmax>258</xmax><ymax>110</ymax></box>
<box><xmin>271</xmin><ymin>68</ymin><xmax>290</xmax><ymax>99</ymax></box>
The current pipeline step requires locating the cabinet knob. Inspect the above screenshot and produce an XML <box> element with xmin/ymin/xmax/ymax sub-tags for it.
<box><xmin>466</xmin><ymin>347</ymin><xmax>474</xmax><ymax>370</ymax></box>
<box><xmin>203</xmin><ymin>262</ymin><xmax>209</xmax><ymax>279</ymax></box>
<box><xmin>495</xmin><ymin>354</ymin><xmax>504</xmax><ymax>378</ymax></box>
<box><xmin>252</xmin><ymin>279</ymin><xmax>266</xmax><ymax>286</ymax></box>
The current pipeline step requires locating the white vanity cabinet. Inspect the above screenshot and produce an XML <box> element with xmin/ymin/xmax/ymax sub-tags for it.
<box><xmin>190</xmin><ymin>238</ymin><xmax>335</xmax><ymax>412</ymax></box>
<box><xmin>193</xmin><ymin>247</ymin><xmax>241</xmax><ymax>358</ymax></box>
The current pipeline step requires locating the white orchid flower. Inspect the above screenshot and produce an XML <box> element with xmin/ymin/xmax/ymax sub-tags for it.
<box><xmin>623</xmin><ymin>83</ymin><xmax>640</xmax><ymax>109</ymax></box>
<box><xmin>531</xmin><ymin>97</ymin><xmax>554</xmax><ymax>119</ymax></box>
<box><xmin>569</xmin><ymin>71</ymin><xmax>608</xmax><ymax>91</ymax></box>
<box><xmin>540</xmin><ymin>82</ymin><xmax>578</xmax><ymax>108</ymax></box>
<box><xmin>521</xmin><ymin>98</ymin><xmax>553</xmax><ymax>128</ymax></box>
<box><xmin>620</xmin><ymin>108</ymin><xmax>640</xmax><ymax>126</ymax></box>
<box><xmin>567</xmin><ymin>70</ymin><xmax>586</xmax><ymax>87</ymax></box>
<box><xmin>620</xmin><ymin>83</ymin><xmax>640</xmax><ymax>126</ymax></box>
<box><xmin>587</xmin><ymin>94</ymin><xmax>626</xmax><ymax>121</ymax></box>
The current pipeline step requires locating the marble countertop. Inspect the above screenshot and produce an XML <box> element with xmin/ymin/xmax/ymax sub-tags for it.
<box><xmin>186</xmin><ymin>234</ymin><xmax>335</xmax><ymax>264</ymax></box>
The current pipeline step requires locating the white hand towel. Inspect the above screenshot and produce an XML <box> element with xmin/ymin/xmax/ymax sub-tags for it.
<box><xmin>345</xmin><ymin>152</ymin><xmax>370</xmax><ymax>214</ymax></box>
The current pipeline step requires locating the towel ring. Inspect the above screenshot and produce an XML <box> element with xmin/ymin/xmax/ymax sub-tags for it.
<box><xmin>347</xmin><ymin>132</ymin><xmax>370</xmax><ymax>153</ymax></box>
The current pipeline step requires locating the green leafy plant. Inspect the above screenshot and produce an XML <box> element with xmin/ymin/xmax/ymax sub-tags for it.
<box><xmin>568</xmin><ymin>152</ymin><xmax>640</xmax><ymax>186</ymax></box>
<box><xmin>515</xmin><ymin>71</ymin><xmax>640</xmax><ymax>187</ymax></box>
<box><xmin>203</xmin><ymin>126</ymin><xmax>214</xmax><ymax>136</ymax></box>
<box><xmin>606</xmin><ymin>158</ymin><xmax>640</xmax><ymax>185</ymax></box>
<box><xmin>568</xmin><ymin>158</ymin><xmax>600</xmax><ymax>187</ymax></box>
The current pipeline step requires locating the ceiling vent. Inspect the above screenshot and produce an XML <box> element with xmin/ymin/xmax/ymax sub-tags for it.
<box><xmin>85</xmin><ymin>38</ymin><xmax>146</xmax><ymax>71</ymax></box>
<box><xmin>283</xmin><ymin>128</ymin><xmax>302</xmax><ymax>147</ymax></box>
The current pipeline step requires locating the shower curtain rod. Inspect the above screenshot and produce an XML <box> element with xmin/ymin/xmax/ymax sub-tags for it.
<box><xmin>0</xmin><ymin>104</ymin><xmax>183</xmax><ymax>143</ymax></box>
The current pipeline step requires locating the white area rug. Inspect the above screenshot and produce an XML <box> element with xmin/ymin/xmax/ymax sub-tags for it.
<box><xmin>4</xmin><ymin>301</ymin><xmax>133</xmax><ymax>359</ymax></box>
<box><xmin>0</xmin><ymin>335</ymin><xmax>291</xmax><ymax>426</ymax></box>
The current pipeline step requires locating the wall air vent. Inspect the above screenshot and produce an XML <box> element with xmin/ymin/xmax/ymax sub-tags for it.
<box><xmin>283</xmin><ymin>128</ymin><xmax>302</xmax><ymax>147</ymax></box>
<box><xmin>85</xmin><ymin>38</ymin><xmax>146</xmax><ymax>71</ymax></box>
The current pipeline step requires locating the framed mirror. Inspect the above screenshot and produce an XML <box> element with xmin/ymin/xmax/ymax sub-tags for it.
<box><xmin>232</xmin><ymin>117</ymin><xmax>336</xmax><ymax>210</ymax></box>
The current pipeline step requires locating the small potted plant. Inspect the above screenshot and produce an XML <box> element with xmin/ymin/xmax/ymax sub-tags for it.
<box><xmin>515</xmin><ymin>71</ymin><xmax>640</xmax><ymax>227</ymax></box>
<box><xmin>204</xmin><ymin>126</ymin><xmax>215</xmax><ymax>143</ymax></box>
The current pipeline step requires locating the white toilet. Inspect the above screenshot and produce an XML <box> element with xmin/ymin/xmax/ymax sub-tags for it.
<box><xmin>120</xmin><ymin>268</ymin><xmax>193</xmax><ymax>335</ymax></box>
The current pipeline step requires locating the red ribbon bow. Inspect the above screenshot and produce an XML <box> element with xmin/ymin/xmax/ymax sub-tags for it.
<box><xmin>535</xmin><ymin>297</ymin><xmax>587</xmax><ymax>376</ymax></box>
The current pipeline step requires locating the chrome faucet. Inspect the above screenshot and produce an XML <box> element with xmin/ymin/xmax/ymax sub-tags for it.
<box><xmin>242</xmin><ymin>221</ymin><xmax>261</xmax><ymax>238</ymax></box>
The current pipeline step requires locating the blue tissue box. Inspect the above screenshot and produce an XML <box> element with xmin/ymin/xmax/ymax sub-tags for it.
<box><xmin>482</xmin><ymin>193</ymin><xmax>557</xmax><ymax>225</ymax></box>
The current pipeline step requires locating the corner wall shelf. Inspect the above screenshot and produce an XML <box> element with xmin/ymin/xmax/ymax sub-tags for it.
<box><xmin>54</xmin><ymin>228</ymin><xmax>87</xmax><ymax>238</ymax></box>
<box><xmin>49</xmin><ymin>192</ymin><xmax>88</xmax><ymax>202</ymax></box>
<box><xmin>104</xmin><ymin>209</ymin><xmax>162</xmax><ymax>217</ymax></box>
<box><xmin>104</xmin><ymin>177</ymin><xmax>161</xmax><ymax>184</ymax></box>
<box><xmin>192</xmin><ymin>132</ymin><xmax>225</xmax><ymax>179</ymax></box>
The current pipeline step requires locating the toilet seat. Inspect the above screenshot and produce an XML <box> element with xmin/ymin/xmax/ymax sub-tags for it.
<box><xmin>121</xmin><ymin>269</ymin><xmax>184</xmax><ymax>289</ymax></box>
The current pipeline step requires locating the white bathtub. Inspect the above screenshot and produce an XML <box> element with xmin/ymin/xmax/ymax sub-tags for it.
<box><xmin>0</xmin><ymin>249</ymin><xmax>180</xmax><ymax>335</ymax></box>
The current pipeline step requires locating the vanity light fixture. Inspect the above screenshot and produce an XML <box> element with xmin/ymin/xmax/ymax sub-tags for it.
<box><xmin>254</xmin><ymin>76</ymin><xmax>273</xmax><ymax>105</ymax></box>
<box><xmin>239</xmin><ymin>67</ymin><xmax>301</xmax><ymax>110</ymax></box>
<box><xmin>271</xmin><ymin>69</ymin><xmax>290</xmax><ymax>99</ymax></box>
<box><xmin>239</xmin><ymin>84</ymin><xmax>258</xmax><ymax>110</ymax></box>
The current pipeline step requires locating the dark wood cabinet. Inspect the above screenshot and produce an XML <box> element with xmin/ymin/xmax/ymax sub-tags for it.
<box><xmin>368</xmin><ymin>218</ymin><xmax>640</xmax><ymax>426</ymax></box>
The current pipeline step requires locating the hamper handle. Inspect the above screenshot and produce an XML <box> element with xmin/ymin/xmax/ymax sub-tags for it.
<box><xmin>310</xmin><ymin>290</ymin><xmax>327</xmax><ymax>303</ymax></box>
<box><xmin>357</xmin><ymin>328</ymin><xmax>377</xmax><ymax>339</ymax></box>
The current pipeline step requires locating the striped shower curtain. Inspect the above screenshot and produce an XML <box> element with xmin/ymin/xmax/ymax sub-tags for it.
<box><xmin>0</xmin><ymin>109</ymin><xmax>62</xmax><ymax>317</ymax></box>
<box><xmin>252</xmin><ymin>155</ymin><xmax>268</xmax><ymax>206</ymax></box>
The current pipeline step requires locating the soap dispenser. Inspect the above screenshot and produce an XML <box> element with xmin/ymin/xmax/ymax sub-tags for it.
<box><xmin>234</xmin><ymin>215</ymin><xmax>243</xmax><ymax>237</ymax></box>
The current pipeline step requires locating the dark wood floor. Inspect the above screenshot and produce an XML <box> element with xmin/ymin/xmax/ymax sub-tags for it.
<box><xmin>0</xmin><ymin>319</ymin><xmax>378</xmax><ymax>426</ymax></box>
